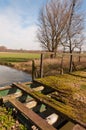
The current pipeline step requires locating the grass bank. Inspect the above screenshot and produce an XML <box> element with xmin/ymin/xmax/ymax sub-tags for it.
<box><xmin>0</xmin><ymin>52</ymin><xmax>40</xmax><ymax>74</ymax></box>
<box><xmin>0</xmin><ymin>52</ymin><xmax>85</xmax><ymax>76</ymax></box>
<box><xmin>0</xmin><ymin>52</ymin><xmax>40</xmax><ymax>63</ymax></box>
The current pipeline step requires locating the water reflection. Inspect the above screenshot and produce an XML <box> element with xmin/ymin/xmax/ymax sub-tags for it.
<box><xmin>0</xmin><ymin>65</ymin><xmax>32</xmax><ymax>87</ymax></box>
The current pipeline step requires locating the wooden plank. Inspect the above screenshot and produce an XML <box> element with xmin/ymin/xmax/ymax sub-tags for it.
<box><xmin>33</xmin><ymin>86</ymin><xmax>44</xmax><ymax>91</ymax></box>
<box><xmin>23</xmin><ymin>81</ymin><xmax>32</xmax><ymax>85</ymax></box>
<box><xmin>9</xmin><ymin>98</ymin><xmax>56</xmax><ymax>130</ymax></box>
<box><xmin>0</xmin><ymin>86</ymin><xmax>12</xmax><ymax>91</ymax></box>
<box><xmin>72</xmin><ymin>124</ymin><xmax>86</xmax><ymax>130</ymax></box>
<box><xmin>12</xmin><ymin>83</ymin><xmax>86</xmax><ymax>128</ymax></box>
<box><xmin>2</xmin><ymin>92</ymin><xmax>22</xmax><ymax>102</ymax></box>
<box><xmin>20</xmin><ymin>83</ymin><xmax>44</xmax><ymax>92</ymax></box>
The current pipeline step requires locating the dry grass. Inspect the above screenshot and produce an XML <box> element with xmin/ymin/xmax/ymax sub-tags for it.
<box><xmin>9</xmin><ymin>55</ymin><xmax>86</xmax><ymax>77</ymax></box>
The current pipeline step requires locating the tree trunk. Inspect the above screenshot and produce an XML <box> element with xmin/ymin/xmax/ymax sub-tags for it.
<box><xmin>50</xmin><ymin>53</ymin><xmax>54</xmax><ymax>58</ymax></box>
<box><xmin>50</xmin><ymin>50</ymin><xmax>57</xmax><ymax>58</ymax></box>
<box><xmin>69</xmin><ymin>53</ymin><xmax>73</xmax><ymax>73</ymax></box>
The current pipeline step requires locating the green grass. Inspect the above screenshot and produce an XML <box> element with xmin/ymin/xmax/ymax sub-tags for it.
<box><xmin>0</xmin><ymin>52</ymin><xmax>40</xmax><ymax>62</ymax></box>
<box><xmin>36</xmin><ymin>70</ymin><xmax>86</xmax><ymax>94</ymax></box>
<box><xmin>36</xmin><ymin>71</ymin><xmax>86</xmax><ymax>124</ymax></box>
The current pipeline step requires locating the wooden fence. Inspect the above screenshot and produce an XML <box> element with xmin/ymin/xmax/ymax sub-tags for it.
<box><xmin>32</xmin><ymin>52</ymin><xmax>86</xmax><ymax>80</ymax></box>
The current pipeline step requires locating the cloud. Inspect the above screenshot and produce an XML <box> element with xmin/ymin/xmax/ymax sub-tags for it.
<box><xmin>0</xmin><ymin>3</ymin><xmax>41</xmax><ymax>50</ymax></box>
<box><xmin>0</xmin><ymin>0</ymin><xmax>85</xmax><ymax>51</ymax></box>
<box><xmin>82</xmin><ymin>31</ymin><xmax>86</xmax><ymax>51</ymax></box>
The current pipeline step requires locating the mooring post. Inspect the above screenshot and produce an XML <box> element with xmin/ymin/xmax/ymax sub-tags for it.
<box><xmin>40</xmin><ymin>53</ymin><xmax>44</xmax><ymax>78</ymax></box>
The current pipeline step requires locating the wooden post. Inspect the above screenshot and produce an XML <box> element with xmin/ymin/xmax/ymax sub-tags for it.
<box><xmin>40</xmin><ymin>53</ymin><xmax>44</xmax><ymax>78</ymax></box>
<box><xmin>60</xmin><ymin>55</ymin><xmax>64</xmax><ymax>75</ymax></box>
<box><xmin>79</xmin><ymin>48</ymin><xmax>81</xmax><ymax>62</ymax></box>
<box><xmin>60</xmin><ymin>47</ymin><xmax>65</xmax><ymax>74</ymax></box>
<box><xmin>32</xmin><ymin>60</ymin><xmax>36</xmax><ymax>81</ymax></box>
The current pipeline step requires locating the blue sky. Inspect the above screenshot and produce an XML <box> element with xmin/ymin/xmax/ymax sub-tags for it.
<box><xmin>0</xmin><ymin>0</ymin><xmax>86</xmax><ymax>50</ymax></box>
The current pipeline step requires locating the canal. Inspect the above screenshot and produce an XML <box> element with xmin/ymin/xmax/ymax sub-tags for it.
<box><xmin>0</xmin><ymin>65</ymin><xmax>32</xmax><ymax>87</ymax></box>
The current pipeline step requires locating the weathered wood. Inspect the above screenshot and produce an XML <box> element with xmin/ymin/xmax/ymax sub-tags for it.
<box><xmin>14</xmin><ymin>82</ymin><xmax>44</xmax><ymax>92</ymax></box>
<box><xmin>0</xmin><ymin>86</ymin><xmax>12</xmax><ymax>91</ymax></box>
<box><xmin>2</xmin><ymin>92</ymin><xmax>22</xmax><ymax>102</ymax></box>
<box><xmin>9</xmin><ymin>98</ymin><xmax>56</xmax><ymax>130</ymax></box>
<box><xmin>72</xmin><ymin>124</ymin><xmax>85</xmax><ymax>130</ymax></box>
<box><xmin>23</xmin><ymin>81</ymin><xmax>32</xmax><ymax>85</ymax></box>
<box><xmin>40</xmin><ymin>53</ymin><xmax>44</xmax><ymax>78</ymax></box>
<box><xmin>33</xmin><ymin>86</ymin><xmax>44</xmax><ymax>91</ymax></box>
<box><xmin>32</xmin><ymin>60</ymin><xmax>36</xmax><ymax>81</ymax></box>
<box><xmin>12</xmin><ymin>83</ymin><xmax>86</xmax><ymax>128</ymax></box>
<box><xmin>21</xmin><ymin>83</ymin><xmax>44</xmax><ymax>92</ymax></box>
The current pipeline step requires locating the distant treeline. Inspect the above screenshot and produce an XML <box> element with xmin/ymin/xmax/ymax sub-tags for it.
<box><xmin>0</xmin><ymin>46</ymin><xmax>42</xmax><ymax>53</ymax></box>
<box><xmin>0</xmin><ymin>46</ymin><xmax>86</xmax><ymax>53</ymax></box>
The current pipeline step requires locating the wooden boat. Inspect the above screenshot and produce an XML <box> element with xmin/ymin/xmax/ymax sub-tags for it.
<box><xmin>0</xmin><ymin>78</ymin><xmax>86</xmax><ymax>130</ymax></box>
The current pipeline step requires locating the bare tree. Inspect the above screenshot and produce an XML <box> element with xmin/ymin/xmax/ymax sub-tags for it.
<box><xmin>37</xmin><ymin>0</ymin><xmax>84</xmax><ymax>72</ymax></box>
<box><xmin>61</xmin><ymin>0</ymin><xmax>84</xmax><ymax>72</ymax></box>
<box><xmin>37</xmin><ymin>0</ymin><xmax>70</xmax><ymax>57</ymax></box>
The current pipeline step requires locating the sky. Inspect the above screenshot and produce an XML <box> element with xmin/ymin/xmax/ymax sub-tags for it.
<box><xmin>0</xmin><ymin>0</ymin><xmax>86</xmax><ymax>50</ymax></box>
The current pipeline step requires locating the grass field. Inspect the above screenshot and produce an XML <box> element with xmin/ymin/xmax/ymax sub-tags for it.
<box><xmin>0</xmin><ymin>52</ymin><xmax>85</xmax><ymax>76</ymax></box>
<box><xmin>0</xmin><ymin>52</ymin><xmax>40</xmax><ymax>62</ymax></box>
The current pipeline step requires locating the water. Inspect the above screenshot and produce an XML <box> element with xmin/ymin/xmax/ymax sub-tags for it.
<box><xmin>0</xmin><ymin>65</ymin><xmax>32</xmax><ymax>87</ymax></box>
